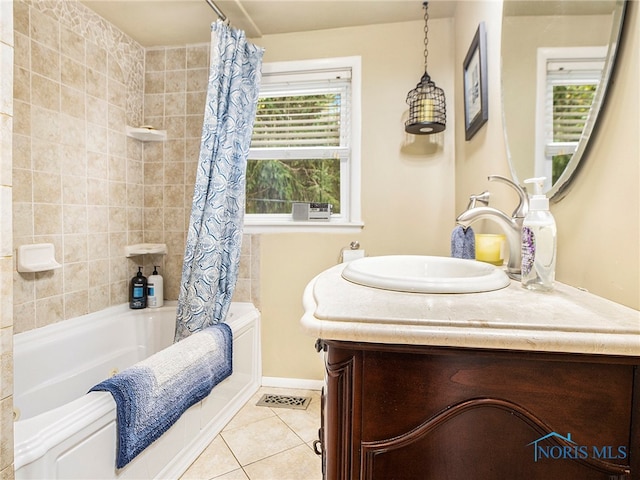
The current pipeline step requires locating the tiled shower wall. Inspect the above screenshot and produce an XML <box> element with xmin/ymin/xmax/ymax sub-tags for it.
<box><xmin>12</xmin><ymin>0</ymin><xmax>145</xmax><ymax>333</ymax></box>
<box><xmin>1</xmin><ymin>1</ymin><xmax>14</xmax><ymax>477</ymax></box>
<box><xmin>11</xmin><ymin>0</ymin><xmax>258</xmax><ymax>337</ymax></box>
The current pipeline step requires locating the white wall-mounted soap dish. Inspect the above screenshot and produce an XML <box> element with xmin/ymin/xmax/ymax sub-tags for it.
<box><xmin>17</xmin><ymin>243</ymin><xmax>62</xmax><ymax>273</ymax></box>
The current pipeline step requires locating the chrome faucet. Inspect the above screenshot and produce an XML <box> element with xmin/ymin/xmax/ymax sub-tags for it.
<box><xmin>456</xmin><ymin>175</ymin><xmax>529</xmax><ymax>279</ymax></box>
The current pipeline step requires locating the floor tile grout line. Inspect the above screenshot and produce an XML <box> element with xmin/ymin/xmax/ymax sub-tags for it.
<box><xmin>239</xmin><ymin>441</ymin><xmax>317</xmax><ymax>473</ymax></box>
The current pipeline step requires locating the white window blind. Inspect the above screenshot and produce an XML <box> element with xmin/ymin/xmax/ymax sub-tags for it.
<box><xmin>545</xmin><ymin>57</ymin><xmax>604</xmax><ymax>146</ymax></box>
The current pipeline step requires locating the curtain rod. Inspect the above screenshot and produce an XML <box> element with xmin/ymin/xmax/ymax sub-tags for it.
<box><xmin>205</xmin><ymin>0</ymin><xmax>227</xmax><ymax>22</ymax></box>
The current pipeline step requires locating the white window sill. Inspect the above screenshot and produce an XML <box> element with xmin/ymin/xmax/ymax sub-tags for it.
<box><xmin>244</xmin><ymin>219</ymin><xmax>364</xmax><ymax>234</ymax></box>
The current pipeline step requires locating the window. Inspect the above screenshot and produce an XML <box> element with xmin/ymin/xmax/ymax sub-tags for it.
<box><xmin>244</xmin><ymin>57</ymin><xmax>362</xmax><ymax>231</ymax></box>
<box><xmin>535</xmin><ymin>47</ymin><xmax>606</xmax><ymax>190</ymax></box>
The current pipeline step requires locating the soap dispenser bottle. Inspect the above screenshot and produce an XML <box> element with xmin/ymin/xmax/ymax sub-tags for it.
<box><xmin>130</xmin><ymin>267</ymin><xmax>147</xmax><ymax>309</ymax></box>
<box><xmin>147</xmin><ymin>266</ymin><xmax>164</xmax><ymax>308</ymax></box>
<box><xmin>521</xmin><ymin>177</ymin><xmax>557</xmax><ymax>291</ymax></box>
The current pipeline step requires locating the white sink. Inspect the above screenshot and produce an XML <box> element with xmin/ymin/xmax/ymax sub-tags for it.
<box><xmin>341</xmin><ymin>255</ymin><xmax>510</xmax><ymax>294</ymax></box>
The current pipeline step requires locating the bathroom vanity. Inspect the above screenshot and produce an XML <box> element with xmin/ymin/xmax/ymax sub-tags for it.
<box><xmin>301</xmin><ymin>263</ymin><xmax>640</xmax><ymax>480</ymax></box>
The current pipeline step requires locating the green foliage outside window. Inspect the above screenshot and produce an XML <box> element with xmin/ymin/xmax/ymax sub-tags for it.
<box><xmin>246</xmin><ymin>158</ymin><xmax>340</xmax><ymax>214</ymax></box>
<box><xmin>551</xmin><ymin>84</ymin><xmax>596</xmax><ymax>183</ymax></box>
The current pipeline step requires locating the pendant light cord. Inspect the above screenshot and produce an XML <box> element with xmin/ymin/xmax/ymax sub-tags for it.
<box><xmin>423</xmin><ymin>2</ymin><xmax>429</xmax><ymax>75</ymax></box>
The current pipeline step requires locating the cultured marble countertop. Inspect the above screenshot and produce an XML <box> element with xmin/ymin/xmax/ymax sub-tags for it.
<box><xmin>301</xmin><ymin>263</ymin><xmax>640</xmax><ymax>356</ymax></box>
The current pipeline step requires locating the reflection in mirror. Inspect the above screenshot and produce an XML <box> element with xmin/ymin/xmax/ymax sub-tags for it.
<box><xmin>501</xmin><ymin>0</ymin><xmax>627</xmax><ymax>200</ymax></box>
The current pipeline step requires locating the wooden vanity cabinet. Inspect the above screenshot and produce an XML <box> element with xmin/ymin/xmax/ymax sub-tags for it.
<box><xmin>317</xmin><ymin>340</ymin><xmax>640</xmax><ymax>480</ymax></box>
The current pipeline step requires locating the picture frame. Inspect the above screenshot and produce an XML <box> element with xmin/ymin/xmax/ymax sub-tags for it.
<box><xmin>463</xmin><ymin>22</ymin><xmax>488</xmax><ymax>141</ymax></box>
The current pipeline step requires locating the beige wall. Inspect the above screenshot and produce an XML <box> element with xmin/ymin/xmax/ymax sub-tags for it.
<box><xmin>0</xmin><ymin>0</ymin><xmax>13</xmax><ymax>476</ymax></box>
<box><xmin>454</xmin><ymin>1</ymin><xmax>639</xmax><ymax>311</ymax></box>
<box><xmin>252</xmin><ymin>19</ymin><xmax>456</xmax><ymax>381</ymax></box>
<box><xmin>552</xmin><ymin>1</ymin><xmax>639</xmax><ymax>308</ymax></box>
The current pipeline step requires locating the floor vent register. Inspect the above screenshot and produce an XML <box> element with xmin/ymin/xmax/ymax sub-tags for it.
<box><xmin>256</xmin><ymin>393</ymin><xmax>312</xmax><ymax>410</ymax></box>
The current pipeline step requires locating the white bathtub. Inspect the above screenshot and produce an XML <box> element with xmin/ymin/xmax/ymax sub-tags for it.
<box><xmin>14</xmin><ymin>301</ymin><xmax>261</xmax><ymax>479</ymax></box>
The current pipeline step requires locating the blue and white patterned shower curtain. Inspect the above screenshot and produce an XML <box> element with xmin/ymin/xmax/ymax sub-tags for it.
<box><xmin>174</xmin><ymin>21</ymin><xmax>264</xmax><ymax>342</ymax></box>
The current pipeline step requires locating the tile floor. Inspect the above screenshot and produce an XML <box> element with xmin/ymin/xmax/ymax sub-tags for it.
<box><xmin>180</xmin><ymin>387</ymin><xmax>323</xmax><ymax>480</ymax></box>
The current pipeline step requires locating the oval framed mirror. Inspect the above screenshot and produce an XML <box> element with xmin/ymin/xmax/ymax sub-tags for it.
<box><xmin>501</xmin><ymin>0</ymin><xmax>627</xmax><ymax>201</ymax></box>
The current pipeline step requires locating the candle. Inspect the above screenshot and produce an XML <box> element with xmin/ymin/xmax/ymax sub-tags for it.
<box><xmin>475</xmin><ymin>234</ymin><xmax>506</xmax><ymax>266</ymax></box>
<box><xmin>418</xmin><ymin>98</ymin><xmax>434</xmax><ymax>123</ymax></box>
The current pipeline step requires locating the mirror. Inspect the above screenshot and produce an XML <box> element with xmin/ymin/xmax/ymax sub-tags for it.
<box><xmin>501</xmin><ymin>0</ymin><xmax>627</xmax><ymax>201</ymax></box>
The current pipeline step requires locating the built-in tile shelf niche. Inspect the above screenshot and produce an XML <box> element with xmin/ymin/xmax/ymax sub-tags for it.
<box><xmin>126</xmin><ymin>126</ymin><xmax>167</xmax><ymax>142</ymax></box>
<box><xmin>125</xmin><ymin>243</ymin><xmax>168</xmax><ymax>257</ymax></box>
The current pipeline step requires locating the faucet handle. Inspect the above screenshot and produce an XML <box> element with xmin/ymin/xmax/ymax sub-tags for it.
<box><xmin>488</xmin><ymin>175</ymin><xmax>528</xmax><ymax>218</ymax></box>
<box><xmin>466</xmin><ymin>191</ymin><xmax>490</xmax><ymax>210</ymax></box>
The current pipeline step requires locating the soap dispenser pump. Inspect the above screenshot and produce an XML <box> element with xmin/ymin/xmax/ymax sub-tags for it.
<box><xmin>521</xmin><ymin>177</ymin><xmax>557</xmax><ymax>291</ymax></box>
<box><xmin>130</xmin><ymin>267</ymin><xmax>147</xmax><ymax>309</ymax></box>
<box><xmin>147</xmin><ymin>266</ymin><xmax>164</xmax><ymax>308</ymax></box>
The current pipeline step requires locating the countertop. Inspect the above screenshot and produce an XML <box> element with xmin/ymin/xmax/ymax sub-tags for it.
<box><xmin>301</xmin><ymin>263</ymin><xmax>640</xmax><ymax>356</ymax></box>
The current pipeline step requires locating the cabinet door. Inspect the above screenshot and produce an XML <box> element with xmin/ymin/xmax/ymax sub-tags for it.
<box><xmin>323</xmin><ymin>342</ymin><xmax>638</xmax><ymax>480</ymax></box>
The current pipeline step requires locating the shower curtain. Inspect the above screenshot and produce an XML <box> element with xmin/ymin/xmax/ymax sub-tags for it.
<box><xmin>175</xmin><ymin>20</ymin><xmax>264</xmax><ymax>342</ymax></box>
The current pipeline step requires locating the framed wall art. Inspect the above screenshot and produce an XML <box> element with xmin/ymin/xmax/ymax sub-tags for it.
<box><xmin>463</xmin><ymin>22</ymin><xmax>488</xmax><ymax>140</ymax></box>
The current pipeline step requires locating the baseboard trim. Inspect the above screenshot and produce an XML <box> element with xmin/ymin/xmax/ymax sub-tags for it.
<box><xmin>261</xmin><ymin>376</ymin><xmax>323</xmax><ymax>391</ymax></box>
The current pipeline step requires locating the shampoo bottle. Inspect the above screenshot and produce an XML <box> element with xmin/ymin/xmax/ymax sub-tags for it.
<box><xmin>147</xmin><ymin>266</ymin><xmax>164</xmax><ymax>308</ymax></box>
<box><xmin>129</xmin><ymin>267</ymin><xmax>147</xmax><ymax>309</ymax></box>
<box><xmin>521</xmin><ymin>177</ymin><xmax>557</xmax><ymax>291</ymax></box>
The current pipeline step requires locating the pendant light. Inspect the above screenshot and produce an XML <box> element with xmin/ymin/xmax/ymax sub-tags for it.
<box><xmin>405</xmin><ymin>2</ymin><xmax>446</xmax><ymax>135</ymax></box>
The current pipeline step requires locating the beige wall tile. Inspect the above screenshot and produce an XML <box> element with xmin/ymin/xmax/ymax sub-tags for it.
<box><xmin>166</xmin><ymin>48</ymin><xmax>186</xmax><ymax>70</ymax></box>
<box><xmin>61</xmin><ymin>85</ymin><xmax>85</xmax><ymax>119</ymax></box>
<box><xmin>61</xmin><ymin>56</ymin><xmax>85</xmax><ymax>91</ymax></box>
<box><xmin>31</xmin><ymin>139</ymin><xmax>60</xmax><ymax>173</ymax></box>
<box><xmin>29</xmin><ymin>8</ymin><xmax>59</xmax><ymax>52</ymax></box>
<box><xmin>0</xmin><ymin>259</ymin><xmax>12</xmax><ymax>329</ymax></box>
<box><xmin>33</xmin><ymin>204</ymin><xmax>62</xmax><ymax>235</ymax></box>
<box><xmin>0</xmin><ymin>396</ymin><xmax>13</xmax><ymax>473</ymax></box>
<box><xmin>30</xmin><ymin>41</ymin><xmax>59</xmax><ymax>81</ymax></box>
<box><xmin>11</xmin><ymin>204</ymin><xmax>32</xmax><ymax>241</ymax></box>
<box><xmin>60</xmin><ymin>27</ymin><xmax>85</xmax><ymax>63</ymax></box>
<box><xmin>165</xmin><ymin>70</ymin><xmax>186</xmax><ymax>93</ymax></box>
<box><xmin>32</xmin><ymin>171</ymin><xmax>61</xmax><ymax>204</ymax></box>
<box><xmin>35</xmin><ymin>295</ymin><xmax>63</xmax><ymax>328</ymax></box>
<box><xmin>186</xmin><ymin>45</ymin><xmax>209</xmax><ymax>69</ymax></box>
<box><xmin>62</xmin><ymin>175</ymin><xmax>88</xmax><ymax>205</ymax></box>
<box><xmin>145</xmin><ymin>49</ymin><xmax>165</xmax><ymax>72</ymax></box>
<box><xmin>34</xmin><ymin>269</ymin><xmax>63</xmax><ymax>299</ymax></box>
<box><xmin>63</xmin><ymin>234</ymin><xmax>88</xmax><ymax>263</ymax></box>
<box><xmin>31</xmin><ymin>74</ymin><xmax>60</xmax><ymax>111</ymax></box>
<box><xmin>64</xmin><ymin>290</ymin><xmax>89</xmax><ymax>319</ymax></box>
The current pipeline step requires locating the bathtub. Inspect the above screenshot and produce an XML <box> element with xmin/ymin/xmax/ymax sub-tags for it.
<box><xmin>14</xmin><ymin>301</ymin><xmax>261</xmax><ymax>479</ymax></box>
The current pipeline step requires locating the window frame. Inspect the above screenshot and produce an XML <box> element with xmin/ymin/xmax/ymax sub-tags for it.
<box><xmin>244</xmin><ymin>56</ymin><xmax>363</xmax><ymax>233</ymax></box>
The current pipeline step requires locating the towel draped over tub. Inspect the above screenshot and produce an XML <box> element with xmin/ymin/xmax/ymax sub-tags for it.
<box><xmin>90</xmin><ymin>323</ymin><xmax>233</xmax><ymax>468</ymax></box>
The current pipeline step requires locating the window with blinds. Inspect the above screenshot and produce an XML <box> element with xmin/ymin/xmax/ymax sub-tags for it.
<box><xmin>536</xmin><ymin>47</ymin><xmax>606</xmax><ymax>186</ymax></box>
<box><xmin>246</xmin><ymin>58</ymin><xmax>360</xmax><ymax>223</ymax></box>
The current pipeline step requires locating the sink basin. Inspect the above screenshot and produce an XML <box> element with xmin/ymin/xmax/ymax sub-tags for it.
<box><xmin>341</xmin><ymin>255</ymin><xmax>510</xmax><ymax>294</ymax></box>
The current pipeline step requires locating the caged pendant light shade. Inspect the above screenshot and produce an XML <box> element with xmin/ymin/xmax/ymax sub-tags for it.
<box><xmin>405</xmin><ymin>2</ymin><xmax>446</xmax><ymax>135</ymax></box>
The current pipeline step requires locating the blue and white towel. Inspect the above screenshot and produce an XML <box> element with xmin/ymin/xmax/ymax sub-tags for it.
<box><xmin>90</xmin><ymin>323</ymin><xmax>232</xmax><ymax>469</ymax></box>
